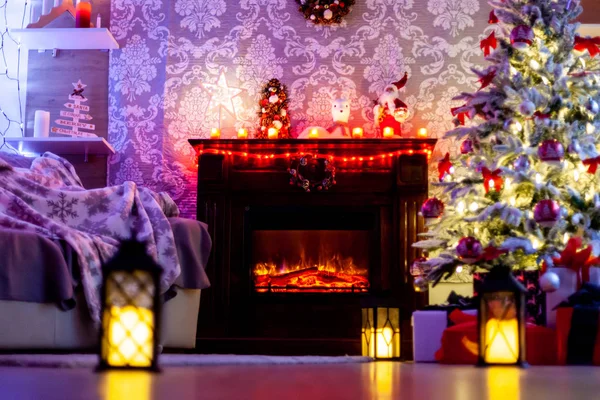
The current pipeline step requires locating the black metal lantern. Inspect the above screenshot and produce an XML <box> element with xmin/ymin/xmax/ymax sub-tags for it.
<box><xmin>361</xmin><ymin>305</ymin><xmax>401</xmax><ymax>360</ymax></box>
<box><xmin>478</xmin><ymin>266</ymin><xmax>527</xmax><ymax>367</ymax></box>
<box><xmin>97</xmin><ymin>238</ymin><xmax>162</xmax><ymax>372</ymax></box>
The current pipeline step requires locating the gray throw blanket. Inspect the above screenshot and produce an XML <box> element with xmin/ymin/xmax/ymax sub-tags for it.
<box><xmin>0</xmin><ymin>152</ymin><xmax>181</xmax><ymax>322</ymax></box>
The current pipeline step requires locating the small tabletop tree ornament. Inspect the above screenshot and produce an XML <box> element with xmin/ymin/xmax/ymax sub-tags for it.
<box><xmin>97</xmin><ymin>237</ymin><xmax>162</xmax><ymax>372</ymax></box>
<box><xmin>373</xmin><ymin>73</ymin><xmax>409</xmax><ymax>137</ymax></box>
<box><xmin>257</xmin><ymin>79</ymin><xmax>291</xmax><ymax>139</ymax></box>
<box><xmin>51</xmin><ymin>79</ymin><xmax>97</xmax><ymax>137</ymax></box>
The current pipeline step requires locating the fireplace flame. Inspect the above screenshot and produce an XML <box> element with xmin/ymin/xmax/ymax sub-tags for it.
<box><xmin>253</xmin><ymin>249</ymin><xmax>369</xmax><ymax>293</ymax></box>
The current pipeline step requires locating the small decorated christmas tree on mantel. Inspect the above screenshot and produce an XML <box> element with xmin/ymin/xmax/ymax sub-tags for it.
<box><xmin>256</xmin><ymin>79</ymin><xmax>291</xmax><ymax>139</ymax></box>
<box><xmin>51</xmin><ymin>79</ymin><xmax>97</xmax><ymax>138</ymax></box>
<box><xmin>413</xmin><ymin>0</ymin><xmax>600</xmax><ymax>291</ymax></box>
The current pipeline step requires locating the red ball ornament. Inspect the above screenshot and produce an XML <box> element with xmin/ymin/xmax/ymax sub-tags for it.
<box><xmin>456</xmin><ymin>237</ymin><xmax>483</xmax><ymax>264</ymax></box>
<box><xmin>534</xmin><ymin>199</ymin><xmax>560</xmax><ymax>228</ymax></box>
<box><xmin>460</xmin><ymin>139</ymin><xmax>474</xmax><ymax>154</ymax></box>
<box><xmin>510</xmin><ymin>25</ymin><xmax>534</xmax><ymax>49</ymax></box>
<box><xmin>421</xmin><ymin>197</ymin><xmax>444</xmax><ymax>220</ymax></box>
<box><xmin>261</xmin><ymin>99</ymin><xmax>269</xmax><ymax>106</ymax></box>
<box><xmin>538</xmin><ymin>139</ymin><xmax>564</xmax><ymax>164</ymax></box>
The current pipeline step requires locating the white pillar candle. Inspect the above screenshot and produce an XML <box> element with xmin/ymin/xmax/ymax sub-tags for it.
<box><xmin>33</xmin><ymin>110</ymin><xmax>50</xmax><ymax>138</ymax></box>
<box><xmin>30</xmin><ymin>3</ymin><xmax>41</xmax><ymax>24</ymax></box>
<box><xmin>54</xmin><ymin>0</ymin><xmax>62</xmax><ymax>7</ymax></box>
<box><xmin>96</xmin><ymin>14</ymin><xmax>102</xmax><ymax>28</ymax></box>
<box><xmin>42</xmin><ymin>0</ymin><xmax>53</xmax><ymax>15</ymax></box>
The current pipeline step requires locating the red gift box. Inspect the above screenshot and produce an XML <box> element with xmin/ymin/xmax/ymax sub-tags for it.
<box><xmin>556</xmin><ymin>307</ymin><xmax>600</xmax><ymax>365</ymax></box>
<box><xmin>435</xmin><ymin>310</ymin><xmax>558</xmax><ymax>365</ymax></box>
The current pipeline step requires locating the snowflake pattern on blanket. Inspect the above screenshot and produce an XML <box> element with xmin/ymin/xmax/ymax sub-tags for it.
<box><xmin>0</xmin><ymin>152</ymin><xmax>181</xmax><ymax>321</ymax></box>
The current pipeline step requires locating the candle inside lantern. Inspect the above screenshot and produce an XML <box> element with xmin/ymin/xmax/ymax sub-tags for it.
<box><xmin>484</xmin><ymin>318</ymin><xmax>519</xmax><ymax>364</ymax></box>
<box><xmin>268</xmin><ymin>127</ymin><xmax>278</xmax><ymax>139</ymax></box>
<box><xmin>417</xmin><ymin>128</ymin><xmax>428</xmax><ymax>138</ymax></box>
<box><xmin>237</xmin><ymin>128</ymin><xmax>248</xmax><ymax>139</ymax></box>
<box><xmin>352</xmin><ymin>127</ymin><xmax>363</xmax><ymax>139</ymax></box>
<box><xmin>383</xmin><ymin>127</ymin><xmax>394</xmax><ymax>139</ymax></box>
<box><xmin>210</xmin><ymin>128</ymin><xmax>221</xmax><ymax>139</ymax></box>
<box><xmin>75</xmin><ymin>1</ymin><xmax>92</xmax><ymax>28</ymax></box>
<box><xmin>106</xmin><ymin>306</ymin><xmax>154</xmax><ymax>367</ymax></box>
<box><xmin>309</xmin><ymin>128</ymin><xmax>319</xmax><ymax>139</ymax></box>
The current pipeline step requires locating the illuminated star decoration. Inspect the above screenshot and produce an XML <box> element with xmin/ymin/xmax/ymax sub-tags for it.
<box><xmin>202</xmin><ymin>72</ymin><xmax>243</xmax><ymax>120</ymax></box>
<box><xmin>71</xmin><ymin>79</ymin><xmax>87</xmax><ymax>98</ymax></box>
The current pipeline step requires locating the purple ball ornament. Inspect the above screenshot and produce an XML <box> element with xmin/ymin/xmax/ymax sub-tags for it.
<box><xmin>538</xmin><ymin>139</ymin><xmax>564</xmax><ymax>164</ymax></box>
<box><xmin>460</xmin><ymin>139</ymin><xmax>474</xmax><ymax>155</ymax></box>
<box><xmin>534</xmin><ymin>199</ymin><xmax>560</xmax><ymax>228</ymax></box>
<box><xmin>421</xmin><ymin>197</ymin><xmax>444</xmax><ymax>220</ymax></box>
<box><xmin>510</xmin><ymin>25</ymin><xmax>534</xmax><ymax>49</ymax></box>
<box><xmin>456</xmin><ymin>236</ymin><xmax>483</xmax><ymax>264</ymax></box>
<box><xmin>513</xmin><ymin>155</ymin><xmax>530</xmax><ymax>172</ymax></box>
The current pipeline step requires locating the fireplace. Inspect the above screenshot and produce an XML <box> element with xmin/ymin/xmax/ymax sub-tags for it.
<box><xmin>189</xmin><ymin>139</ymin><xmax>435</xmax><ymax>358</ymax></box>
<box><xmin>250</xmin><ymin>207</ymin><xmax>374</xmax><ymax>293</ymax></box>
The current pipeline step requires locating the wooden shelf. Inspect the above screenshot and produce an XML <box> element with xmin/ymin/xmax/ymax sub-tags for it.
<box><xmin>10</xmin><ymin>28</ymin><xmax>119</xmax><ymax>50</ymax></box>
<box><xmin>5</xmin><ymin>137</ymin><xmax>115</xmax><ymax>160</ymax></box>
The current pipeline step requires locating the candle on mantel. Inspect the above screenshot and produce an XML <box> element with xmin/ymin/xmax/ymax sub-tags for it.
<box><xmin>417</xmin><ymin>128</ymin><xmax>428</xmax><ymax>138</ymax></box>
<box><xmin>237</xmin><ymin>128</ymin><xmax>248</xmax><ymax>139</ymax></box>
<box><xmin>352</xmin><ymin>127</ymin><xmax>363</xmax><ymax>139</ymax></box>
<box><xmin>210</xmin><ymin>128</ymin><xmax>221</xmax><ymax>139</ymax></box>
<box><xmin>76</xmin><ymin>1</ymin><xmax>92</xmax><ymax>28</ymax></box>
<box><xmin>383</xmin><ymin>127</ymin><xmax>394</xmax><ymax>139</ymax></box>
<box><xmin>267</xmin><ymin>127</ymin><xmax>278</xmax><ymax>139</ymax></box>
<box><xmin>309</xmin><ymin>128</ymin><xmax>319</xmax><ymax>139</ymax></box>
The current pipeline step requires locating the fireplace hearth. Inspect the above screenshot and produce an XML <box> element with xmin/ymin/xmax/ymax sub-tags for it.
<box><xmin>189</xmin><ymin>138</ymin><xmax>435</xmax><ymax>358</ymax></box>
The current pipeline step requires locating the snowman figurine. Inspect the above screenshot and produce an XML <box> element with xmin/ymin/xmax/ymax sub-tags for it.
<box><xmin>373</xmin><ymin>72</ymin><xmax>409</xmax><ymax>136</ymax></box>
<box><xmin>327</xmin><ymin>98</ymin><xmax>351</xmax><ymax>137</ymax></box>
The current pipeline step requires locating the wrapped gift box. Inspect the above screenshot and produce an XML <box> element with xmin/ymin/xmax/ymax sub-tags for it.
<box><xmin>555</xmin><ymin>284</ymin><xmax>600</xmax><ymax>365</ymax></box>
<box><xmin>474</xmin><ymin>269</ymin><xmax>545</xmax><ymax>326</ymax></box>
<box><xmin>546</xmin><ymin>268</ymin><xmax>600</xmax><ymax>328</ymax></box>
<box><xmin>412</xmin><ymin>308</ymin><xmax>476</xmax><ymax>362</ymax></box>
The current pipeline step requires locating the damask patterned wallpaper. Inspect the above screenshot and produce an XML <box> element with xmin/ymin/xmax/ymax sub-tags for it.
<box><xmin>108</xmin><ymin>0</ymin><xmax>492</xmax><ymax>216</ymax></box>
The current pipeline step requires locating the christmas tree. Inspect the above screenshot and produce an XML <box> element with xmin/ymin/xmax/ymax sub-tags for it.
<box><xmin>413</xmin><ymin>0</ymin><xmax>600</xmax><ymax>290</ymax></box>
<box><xmin>51</xmin><ymin>79</ymin><xmax>97</xmax><ymax>138</ymax></box>
<box><xmin>256</xmin><ymin>79</ymin><xmax>291</xmax><ymax>139</ymax></box>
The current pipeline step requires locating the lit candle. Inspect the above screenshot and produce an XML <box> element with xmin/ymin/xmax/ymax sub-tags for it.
<box><xmin>484</xmin><ymin>318</ymin><xmax>519</xmax><ymax>364</ymax></box>
<box><xmin>417</xmin><ymin>128</ymin><xmax>428</xmax><ymax>138</ymax></box>
<box><xmin>309</xmin><ymin>128</ymin><xmax>319</xmax><ymax>139</ymax></box>
<box><xmin>383</xmin><ymin>127</ymin><xmax>394</xmax><ymax>139</ymax></box>
<box><xmin>352</xmin><ymin>127</ymin><xmax>363</xmax><ymax>139</ymax></box>
<box><xmin>237</xmin><ymin>128</ymin><xmax>248</xmax><ymax>139</ymax></box>
<box><xmin>267</xmin><ymin>127</ymin><xmax>278</xmax><ymax>139</ymax></box>
<box><xmin>370</xmin><ymin>327</ymin><xmax>397</xmax><ymax>359</ymax></box>
<box><xmin>210</xmin><ymin>128</ymin><xmax>221</xmax><ymax>139</ymax></box>
<box><xmin>75</xmin><ymin>1</ymin><xmax>92</xmax><ymax>28</ymax></box>
<box><xmin>107</xmin><ymin>306</ymin><xmax>154</xmax><ymax>367</ymax></box>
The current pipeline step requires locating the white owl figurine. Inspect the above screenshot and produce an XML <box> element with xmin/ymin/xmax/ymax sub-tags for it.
<box><xmin>298</xmin><ymin>97</ymin><xmax>353</xmax><ymax>139</ymax></box>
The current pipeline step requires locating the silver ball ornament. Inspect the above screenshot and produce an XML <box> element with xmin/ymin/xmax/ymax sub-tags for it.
<box><xmin>587</xmin><ymin>99</ymin><xmax>599</xmax><ymax>115</ymax></box>
<box><xmin>540</xmin><ymin>271</ymin><xmax>560</xmax><ymax>292</ymax></box>
<box><xmin>519</xmin><ymin>100</ymin><xmax>536</xmax><ymax>117</ymax></box>
<box><xmin>414</xmin><ymin>277</ymin><xmax>428</xmax><ymax>292</ymax></box>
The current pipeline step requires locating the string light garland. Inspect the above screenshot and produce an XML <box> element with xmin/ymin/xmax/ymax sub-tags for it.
<box><xmin>0</xmin><ymin>0</ymin><xmax>27</xmax><ymax>152</ymax></box>
<box><xmin>193</xmin><ymin>147</ymin><xmax>433</xmax><ymax>163</ymax></box>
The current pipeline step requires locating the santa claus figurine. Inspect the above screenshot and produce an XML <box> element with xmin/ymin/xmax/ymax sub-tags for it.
<box><xmin>373</xmin><ymin>72</ymin><xmax>409</xmax><ymax>137</ymax></box>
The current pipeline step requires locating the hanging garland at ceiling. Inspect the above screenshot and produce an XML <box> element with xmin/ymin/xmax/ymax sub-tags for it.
<box><xmin>295</xmin><ymin>0</ymin><xmax>355</xmax><ymax>25</ymax></box>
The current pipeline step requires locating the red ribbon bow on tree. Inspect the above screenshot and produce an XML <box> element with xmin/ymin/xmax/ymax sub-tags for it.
<box><xmin>583</xmin><ymin>156</ymin><xmax>600</xmax><ymax>174</ymax></box>
<box><xmin>482</xmin><ymin>168</ymin><xmax>503</xmax><ymax>193</ymax></box>
<box><xmin>554</xmin><ymin>237</ymin><xmax>600</xmax><ymax>288</ymax></box>
<box><xmin>488</xmin><ymin>10</ymin><xmax>498</xmax><ymax>24</ymax></box>
<box><xmin>574</xmin><ymin>36</ymin><xmax>600</xmax><ymax>57</ymax></box>
<box><xmin>479</xmin><ymin>69</ymin><xmax>497</xmax><ymax>90</ymax></box>
<box><xmin>479</xmin><ymin>246</ymin><xmax>507</xmax><ymax>262</ymax></box>
<box><xmin>451</xmin><ymin>105</ymin><xmax>469</xmax><ymax>125</ymax></box>
<box><xmin>480</xmin><ymin>31</ymin><xmax>497</xmax><ymax>57</ymax></box>
<box><xmin>438</xmin><ymin>153</ymin><xmax>453</xmax><ymax>181</ymax></box>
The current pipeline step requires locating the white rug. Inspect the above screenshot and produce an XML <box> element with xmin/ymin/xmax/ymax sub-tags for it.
<box><xmin>0</xmin><ymin>354</ymin><xmax>373</xmax><ymax>368</ymax></box>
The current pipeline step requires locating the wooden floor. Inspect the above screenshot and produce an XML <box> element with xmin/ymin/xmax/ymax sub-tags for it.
<box><xmin>1</xmin><ymin>363</ymin><xmax>600</xmax><ymax>400</ymax></box>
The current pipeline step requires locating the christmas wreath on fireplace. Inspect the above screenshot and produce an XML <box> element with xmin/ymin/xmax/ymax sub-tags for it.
<box><xmin>295</xmin><ymin>0</ymin><xmax>355</xmax><ymax>25</ymax></box>
<box><xmin>289</xmin><ymin>154</ymin><xmax>336</xmax><ymax>192</ymax></box>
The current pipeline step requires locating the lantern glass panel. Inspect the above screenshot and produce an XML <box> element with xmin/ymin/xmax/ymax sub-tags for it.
<box><xmin>361</xmin><ymin>307</ymin><xmax>400</xmax><ymax>359</ymax></box>
<box><xmin>101</xmin><ymin>270</ymin><xmax>156</xmax><ymax>368</ymax></box>
<box><xmin>481</xmin><ymin>291</ymin><xmax>519</xmax><ymax>364</ymax></box>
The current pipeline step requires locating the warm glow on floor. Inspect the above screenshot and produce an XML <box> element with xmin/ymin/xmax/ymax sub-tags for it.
<box><xmin>487</xmin><ymin>368</ymin><xmax>520</xmax><ymax>400</ymax></box>
<box><xmin>485</xmin><ymin>318</ymin><xmax>519</xmax><ymax>364</ymax></box>
<box><xmin>106</xmin><ymin>306</ymin><xmax>154</xmax><ymax>367</ymax></box>
<box><xmin>102</xmin><ymin>371</ymin><xmax>152</xmax><ymax>400</ymax></box>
